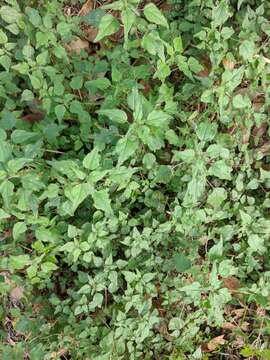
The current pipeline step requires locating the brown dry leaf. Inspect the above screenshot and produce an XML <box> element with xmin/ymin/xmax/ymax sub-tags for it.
<box><xmin>156</xmin><ymin>322</ymin><xmax>173</xmax><ymax>341</ymax></box>
<box><xmin>78</xmin><ymin>0</ymin><xmax>93</xmax><ymax>16</ymax></box>
<box><xmin>202</xmin><ymin>335</ymin><xmax>226</xmax><ymax>352</ymax></box>
<box><xmin>207</xmin><ymin>335</ymin><xmax>226</xmax><ymax>351</ymax></box>
<box><xmin>232</xmin><ymin>336</ymin><xmax>245</xmax><ymax>348</ymax></box>
<box><xmin>197</xmin><ymin>67</ymin><xmax>210</xmax><ymax>77</ymax></box>
<box><xmin>240</xmin><ymin>321</ymin><xmax>249</xmax><ymax>331</ymax></box>
<box><xmin>10</xmin><ymin>286</ymin><xmax>24</xmax><ymax>301</ymax></box>
<box><xmin>222</xmin><ymin>322</ymin><xmax>237</xmax><ymax>330</ymax></box>
<box><xmin>65</xmin><ymin>37</ymin><xmax>89</xmax><ymax>54</ymax></box>
<box><xmin>84</xmin><ymin>26</ymin><xmax>98</xmax><ymax>42</ymax></box>
<box><xmin>242</xmin><ymin>128</ymin><xmax>250</xmax><ymax>144</ymax></box>
<box><xmin>223</xmin><ymin>58</ymin><xmax>235</xmax><ymax>70</ymax></box>
<box><xmin>232</xmin><ymin>308</ymin><xmax>245</xmax><ymax>318</ymax></box>
<box><xmin>253</xmin><ymin>101</ymin><xmax>264</xmax><ymax>112</ymax></box>
<box><xmin>258</xmin><ymin>142</ymin><xmax>270</xmax><ymax>155</ymax></box>
<box><xmin>49</xmin><ymin>349</ymin><xmax>67</xmax><ymax>359</ymax></box>
<box><xmin>223</xmin><ymin>276</ymin><xmax>241</xmax><ymax>292</ymax></box>
<box><xmin>252</xmin><ymin>122</ymin><xmax>267</xmax><ymax>138</ymax></box>
<box><xmin>256</xmin><ymin>307</ymin><xmax>266</xmax><ymax>317</ymax></box>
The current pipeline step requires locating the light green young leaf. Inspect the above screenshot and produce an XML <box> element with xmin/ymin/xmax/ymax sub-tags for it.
<box><xmin>97</xmin><ymin>109</ymin><xmax>127</xmax><ymax>123</ymax></box>
<box><xmin>92</xmin><ymin>189</ymin><xmax>112</xmax><ymax>213</ymax></box>
<box><xmin>207</xmin><ymin>187</ymin><xmax>227</xmax><ymax>208</ymax></box>
<box><xmin>115</xmin><ymin>135</ymin><xmax>139</xmax><ymax>165</ymax></box>
<box><xmin>83</xmin><ymin>148</ymin><xmax>100</xmax><ymax>170</ymax></box>
<box><xmin>0</xmin><ymin>29</ymin><xmax>8</xmax><ymax>44</ymax></box>
<box><xmin>94</xmin><ymin>14</ymin><xmax>120</xmax><ymax>42</ymax></box>
<box><xmin>55</xmin><ymin>104</ymin><xmax>66</xmax><ymax>121</ymax></box>
<box><xmin>208</xmin><ymin>160</ymin><xmax>232</xmax><ymax>180</ymax></box>
<box><xmin>147</xmin><ymin>110</ymin><xmax>171</xmax><ymax>127</ymax></box>
<box><xmin>9</xmin><ymin>255</ymin><xmax>30</xmax><ymax>270</ymax></box>
<box><xmin>143</xmin><ymin>3</ymin><xmax>168</xmax><ymax>28</ymax></box>
<box><xmin>13</xmin><ymin>222</ymin><xmax>27</xmax><ymax>241</ymax></box>
<box><xmin>196</xmin><ymin>121</ymin><xmax>217</xmax><ymax>142</ymax></box>
<box><xmin>232</xmin><ymin>94</ymin><xmax>251</xmax><ymax>109</ymax></box>
<box><xmin>212</xmin><ymin>0</ymin><xmax>232</xmax><ymax>27</ymax></box>
<box><xmin>0</xmin><ymin>55</ymin><xmax>11</xmax><ymax>71</ymax></box>
<box><xmin>239</xmin><ymin>40</ymin><xmax>255</xmax><ymax>61</ymax></box>
<box><xmin>65</xmin><ymin>183</ymin><xmax>91</xmax><ymax>213</ymax></box>
<box><xmin>121</xmin><ymin>8</ymin><xmax>136</xmax><ymax>44</ymax></box>
<box><xmin>0</xmin><ymin>6</ymin><xmax>22</xmax><ymax>24</ymax></box>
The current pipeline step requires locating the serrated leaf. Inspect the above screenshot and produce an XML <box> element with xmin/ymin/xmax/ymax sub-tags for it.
<box><xmin>143</xmin><ymin>3</ymin><xmax>168</xmax><ymax>28</ymax></box>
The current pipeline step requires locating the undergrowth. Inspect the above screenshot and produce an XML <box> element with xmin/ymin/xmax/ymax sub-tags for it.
<box><xmin>1</xmin><ymin>0</ymin><xmax>270</xmax><ymax>359</ymax></box>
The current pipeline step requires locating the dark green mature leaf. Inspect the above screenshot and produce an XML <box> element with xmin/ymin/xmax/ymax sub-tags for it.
<box><xmin>173</xmin><ymin>253</ymin><xmax>191</xmax><ymax>272</ymax></box>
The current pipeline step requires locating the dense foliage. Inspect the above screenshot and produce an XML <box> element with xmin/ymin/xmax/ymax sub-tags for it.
<box><xmin>1</xmin><ymin>0</ymin><xmax>270</xmax><ymax>358</ymax></box>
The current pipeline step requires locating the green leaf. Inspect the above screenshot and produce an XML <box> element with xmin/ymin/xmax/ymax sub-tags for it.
<box><xmin>0</xmin><ymin>55</ymin><xmax>11</xmax><ymax>71</ymax></box>
<box><xmin>22</xmin><ymin>45</ymin><xmax>35</xmax><ymax>59</ymax></box>
<box><xmin>143</xmin><ymin>3</ymin><xmax>168</xmax><ymax>28</ymax></box>
<box><xmin>115</xmin><ymin>135</ymin><xmax>139</xmax><ymax>165</ymax></box>
<box><xmin>172</xmin><ymin>149</ymin><xmax>195</xmax><ymax>163</ymax></box>
<box><xmin>70</xmin><ymin>76</ymin><xmax>83</xmax><ymax>90</ymax></box>
<box><xmin>0</xmin><ymin>29</ymin><xmax>8</xmax><ymax>44</ymax></box>
<box><xmin>94</xmin><ymin>14</ymin><xmax>120</xmax><ymax>42</ymax></box>
<box><xmin>209</xmin><ymin>160</ymin><xmax>232</xmax><ymax>180</ymax></box>
<box><xmin>0</xmin><ymin>209</ymin><xmax>10</xmax><ymax>220</ymax></box>
<box><xmin>173</xmin><ymin>36</ymin><xmax>183</xmax><ymax>53</ymax></box>
<box><xmin>85</xmin><ymin>78</ymin><xmax>111</xmax><ymax>91</ymax></box>
<box><xmin>83</xmin><ymin>148</ymin><xmax>100</xmax><ymax>170</ymax></box>
<box><xmin>55</xmin><ymin>104</ymin><xmax>66</xmax><ymax>121</ymax></box>
<box><xmin>92</xmin><ymin>189</ymin><xmax>112</xmax><ymax>213</ymax></box>
<box><xmin>196</xmin><ymin>121</ymin><xmax>217</xmax><ymax>142</ymax></box>
<box><xmin>173</xmin><ymin>253</ymin><xmax>191</xmax><ymax>272</ymax></box>
<box><xmin>0</xmin><ymin>6</ymin><xmax>22</xmax><ymax>24</ymax></box>
<box><xmin>11</xmin><ymin>130</ymin><xmax>41</xmax><ymax>145</ymax></box>
<box><xmin>97</xmin><ymin>109</ymin><xmax>127</xmax><ymax>123</ymax></box>
<box><xmin>30</xmin><ymin>75</ymin><xmax>42</xmax><ymax>89</ymax></box>
<box><xmin>9</xmin><ymin>255</ymin><xmax>30</xmax><ymax>270</ymax></box>
<box><xmin>122</xmin><ymin>8</ymin><xmax>136</xmax><ymax>44</ymax></box>
<box><xmin>212</xmin><ymin>0</ymin><xmax>232</xmax><ymax>27</ymax></box>
<box><xmin>83</xmin><ymin>8</ymin><xmax>106</xmax><ymax>27</ymax></box>
<box><xmin>0</xmin><ymin>180</ymin><xmax>14</xmax><ymax>207</ymax></box>
<box><xmin>239</xmin><ymin>40</ymin><xmax>255</xmax><ymax>61</ymax></box>
<box><xmin>41</xmin><ymin>262</ymin><xmax>58</xmax><ymax>273</ymax></box>
<box><xmin>207</xmin><ymin>187</ymin><xmax>227</xmax><ymax>208</ymax></box>
<box><xmin>248</xmin><ymin>234</ymin><xmax>265</xmax><ymax>254</ymax></box>
<box><xmin>21</xmin><ymin>89</ymin><xmax>34</xmax><ymax>102</ymax></box>
<box><xmin>147</xmin><ymin>110</ymin><xmax>171</xmax><ymax>127</ymax></box>
<box><xmin>13</xmin><ymin>222</ymin><xmax>27</xmax><ymax>241</ymax></box>
<box><xmin>65</xmin><ymin>183</ymin><xmax>91</xmax><ymax>213</ymax></box>
<box><xmin>232</xmin><ymin>94</ymin><xmax>251</xmax><ymax>109</ymax></box>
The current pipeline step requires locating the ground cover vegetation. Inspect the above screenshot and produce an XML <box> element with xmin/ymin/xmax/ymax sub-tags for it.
<box><xmin>1</xmin><ymin>0</ymin><xmax>270</xmax><ymax>359</ymax></box>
